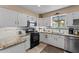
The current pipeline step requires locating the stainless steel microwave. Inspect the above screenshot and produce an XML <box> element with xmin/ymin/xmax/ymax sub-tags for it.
<box><xmin>73</xmin><ymin>19</ymin><xmax>79</xmax><ymax>25</ymax></box>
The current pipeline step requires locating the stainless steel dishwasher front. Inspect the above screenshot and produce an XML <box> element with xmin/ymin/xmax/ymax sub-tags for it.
<box><xmin>64</xmin><ymin>36</ymin><xmax>79</xmax><ymax>53</ymax></box>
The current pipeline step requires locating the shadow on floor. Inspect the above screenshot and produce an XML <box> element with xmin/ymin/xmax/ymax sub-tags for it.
<box><xmin>41</xmin><ymin>45</ymin><xmax>64</xmax><ymax>53</ymax></box>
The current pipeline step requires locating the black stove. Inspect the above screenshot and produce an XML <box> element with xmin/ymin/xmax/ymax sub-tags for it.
<box><xmin>30</xmin><ymin>32</ymin><xmax>40</xmax><ymax>49</ymax></box>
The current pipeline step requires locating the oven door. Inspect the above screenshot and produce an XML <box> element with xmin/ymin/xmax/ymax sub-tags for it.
<box><xmin>30</xmin><ymin>32</ymin><xmax>39</xmax><ymax>48</ymax></box>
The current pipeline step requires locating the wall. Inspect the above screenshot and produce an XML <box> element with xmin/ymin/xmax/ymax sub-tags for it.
<box><xmin>42</xmin><ymin>5</ymin><xmax>79</xmax><ymax>17</ymax></box>
<box><xmin>0</xmin><ymin>5</ymin><xmax>38</xmax><ymax>17</ymax></box>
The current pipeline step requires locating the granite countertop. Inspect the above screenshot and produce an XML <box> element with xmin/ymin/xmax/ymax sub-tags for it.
<box><xmin>18</xmin><ymin>33</ymin><xmax>30</xmax><ymax>37</ymax></box>
<box><xmin>40</xmin><ymin>32</ymin><xmax>79</xmax><ymax>38</ymax></box>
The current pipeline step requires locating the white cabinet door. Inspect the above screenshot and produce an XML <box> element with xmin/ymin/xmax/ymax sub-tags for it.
<box><xmin>41</xmin><ymin>34</ymin><xmax>58</xmax><ymax>47</ymax></box>
<box><xmin>48</xmin><ymin>34</ymin><xmax>57</xmax><ymax>46</ymax></box>
<box><xmin>37</xmin><ymin>18</ymin><xmax>40</xmax><ymax>26</ymax></box>
<box><xmin>23</xmin><ymin>35</ymin><xmax>30</xmax><ymax>50</ymax></box>
<box><xmin>37</xmin><ymin>18</ymin><xmax>44</xmax><ymax>26</ymax></box>
<box><xmin>0</xmin><ymin>8</ymin><xmax>18</xmax><ymax>27</ymax></box>
<box><xmin>52</xmin><ymin>35</ymin><xmax>58</xmax><ymax>47</ymax></box>
<box><xmin>5</xmin><ymin>10</ymin><xmax>18</xmax><ymax>27</ymax></box>
<box><xmin>56</xmin><ymin>36</ymin><xmax>64</xmax><ymax>49</ymax></box>
<box><xmin>18</xmin><ymin>13</ymin><xmax>28</xmax><ymax>26</ymax></box>
<box><xmin>40</xmin><ymin>33</ymin><xmax>45</xmax><ymax>42</ymax></box>
<box><xmin>43</xmin><ymin>17</ymin><xmax>51</xmax><ymax>27</ymax></box>
<box><xmin>18</xmin><ymin>13</ymin><xmax>37</xmax><ymax>26</ymax></box>
<box><xmin>64</xmin><ymin>15</ymin><xmax>68</xmax><ymax>28</ymax></box>
<box><xmin>42</xmin><ymin>34</ymin><xmax>49</xmax><ymax>43</ymax></box>
<box><xmin>45</xmin><ymin>34</ymin><xmax>51</xmax><ymax>44</ymax></box>
<box><xmin>40</xmin><ymin>33</ymin><xmax>50</xmax><ymax>44</ymax></box>
<box><xmin>40</xmin><ymin>33</ymin><xmax>64</xmax><ymax>49</ymax></box>
<box><xmin>46</xmin><ymin>34</ymin><xmax>64</xmax><ymax>49</ymax></box>
<box><xmin>66</xmin><ymin>13</ymin><xmax>73</xmax><ymax>26</ymax></box>
<box><xmin>40</xmin><ymin>33</ymin><xmax>47</xmax><ymax>43</ymax></box>
<box><xmin>49</xmin><ymin>35</ymin><xmax>64</xmax><ymax>49</ymax></box>
<box><xmin>37</xmin><ymin>17</ymin><xmax>51</xmax><ymax>27</ymax></box>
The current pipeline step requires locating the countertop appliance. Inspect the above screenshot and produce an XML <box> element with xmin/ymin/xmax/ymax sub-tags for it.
<box><xmin>64</xmin><ymin>36</ymin><xmax>79</xmax><ymax>53</ymax></box>
<box><xmin>26</xmin><ymin>20</ymin><xmax>37</xmax><ymax>33</ymax></box>
<box><xmin>30</xmin><ymin>32</ymin><xmax>39</xmax><ymax>49</ymax></box>
<box><xmin>73</xmin><ymin>19</ymin><xmax>79</xmax><ymax>25</ymax></box>
<box><xmin>68</xmin><ymin>26</ymin><xmax>79</xmax><ymax>35</ymax></box>
<box><xmin>69</xmin><ymin>28</ymin><xmax>74</xmax><ymax>34</ymax></box>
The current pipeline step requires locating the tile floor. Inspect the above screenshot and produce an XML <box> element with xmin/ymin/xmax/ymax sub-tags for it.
<box><xmin>26</xmin><ymin>43</ymin><xmax>64</xmax><ymax>53</ymax></box>
<box><xmin>26</xmin><ymin>43</ymin><xmax>47</xmax><ymax>53</ymax></box>
<box><xmin>41</xmin><ymin>45</ymin><xmax>64</xmax><ymax>53</ymax></box>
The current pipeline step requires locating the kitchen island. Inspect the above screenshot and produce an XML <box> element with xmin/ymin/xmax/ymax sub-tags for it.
<box><xmin>0</xmin><ymin>27</ymin><xmax>30</xmax><ymax>53</ymax></box>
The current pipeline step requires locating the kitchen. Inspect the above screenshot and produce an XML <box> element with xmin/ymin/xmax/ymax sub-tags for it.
<box><xmin>0</xmin><ymin>5</ymin><xmax>79</xmax><ymax>53</ymax></box>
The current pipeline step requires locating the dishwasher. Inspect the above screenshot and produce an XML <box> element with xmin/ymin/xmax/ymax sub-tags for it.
<box><xmin>64</xmin><ymin>36</ymin><xmax>79</xmax><ymax>53</ymax></box>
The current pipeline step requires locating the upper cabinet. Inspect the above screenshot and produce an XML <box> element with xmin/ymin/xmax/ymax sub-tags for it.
<box><xmin>65</xmin><ymin>13</ymin><xmax>73</xmax><ymax>27</ymax></box>
<box><xmin>18</xmin><ymin>13</ymin><xmax>37</xmax><ymax>26</ymax></box>
<box><xmin>28</xmin><ymin>16</ymin><xmax>37</xmax><ymax>21</ymax></box>
<box><xmin>44</xmin><ymin>17</ymin><xmax>51</xmax><ymax>27</ymax></box>
<box><xmin>37</xmin><ymin>18</ymin><xmax>44</xmax><ymax>26</ymax></box>
<box><xmin>66</xmin><ymin>12</ymin><xmax>79</xmax><ymax>27</ymax></box>
<box><xmin>0</xmin><ymin>8</ymin><xmax>18</xmax><ymax>27</ymax></box>
<box><xmin>18</xmin><ymin>13</ymin><xmax>28</xmax><ymax>26</ymax></box>
<box><xmin>37</xmin><ymin>17</ymin><xmax>51</xmax><ymax>27</ymax></box>
<box><xmin>0</xmin><ymin>8</ymin><xmax>37</xmax><ymax>27</ymax></box>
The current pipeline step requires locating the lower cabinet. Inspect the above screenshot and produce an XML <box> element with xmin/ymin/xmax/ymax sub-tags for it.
<box><xmin>49</xmin><ymin>35</ymin><xmax>58</xmax><ymax>47</ymax></box>
<box><xmin>56</xmin><ymin>36</ymin><xmax>64</xmax><ymax>49</ymax></box>
<box><xmin>40</xmin><ymin>33</ymin><xmax>51</xmax><ymax>44</ymax></box>
<box><xmin>40</xmin><ymin>33</ymin><xmax>45</xmax><ymax>42</ymax></box>
<box><xmin>22</xmin><ymin>35</ymin><xmax>30</xmax><ymax>50</ymax></box>
<box><xmin>40</xmin><ymin>33</ymin><xmax>64</xmax><ymax>49</ymax></box>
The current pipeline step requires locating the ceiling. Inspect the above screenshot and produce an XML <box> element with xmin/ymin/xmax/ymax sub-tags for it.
<box><xmin>19</xmin><ymin>5</ymin><xmax>70</xmax><ymax>14</ymax></box>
